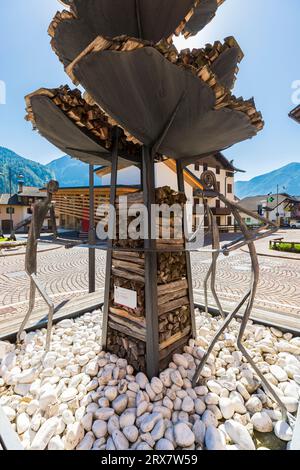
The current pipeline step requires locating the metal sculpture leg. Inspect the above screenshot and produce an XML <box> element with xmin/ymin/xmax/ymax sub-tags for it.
<box><xmin>203</xmin><ymin>202</ymin><xmax>225</xmax><ymax>318</ymax></box>
<box><xmin>203</xmin><ymin>263</ymin><xmax>212</xmax><ymax>315</ymax></box>
<box><xmin>31</xmin><ymin>274</ymin><xmax>55</xmax><ymax>352</ymax></box>
<box><xmin>16</xmin><ymin>277</ymin><xmax>36</xmax><ymax>344</ymax></box>
<box><xmin>231</xmin><ymin>208</ymin><xmax>291</xmax><ymax>424</ymax></box>
<box><xmin>193</xmin><ymin>171</ymin><xmax>293</xmax><ymax>423</ymax></box>
<box><xmin>17</xmin><ymin>274</ymin><xmax>55</xmax><ymax>352</ymax></box>
<box><xmin>192</xmin><ymin>290</ymin><xmax>250</xmax><ymax>386</ymax></box>
<box><xmin>50</xmin><ymin>204</ymin><xmax>58</xmax><ymax>240</ymax></box>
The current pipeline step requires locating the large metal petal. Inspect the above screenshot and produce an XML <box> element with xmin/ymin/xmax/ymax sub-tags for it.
<box><xmin>52</xmin><ymin>0</ymin><xmax>195</xmax><ymax>66</ymax></box>
<box><xmin>184</xmin><ymin>0</ymin><xmax>219</xmax><ymax>36</ymax></box>
<box><xmin>73</xmin><ymin>47</ymin><xmax>257</xmax><ymax>160</ymax></box>
<box><xmin>211</xmin><ymin>46</ymin><xmax>240</xmax><ymax>89</ymax></box>
<box><xmin>30</xmin><ymin>95</ymin><xmax>136</xmax><ymax>166</ymax></box>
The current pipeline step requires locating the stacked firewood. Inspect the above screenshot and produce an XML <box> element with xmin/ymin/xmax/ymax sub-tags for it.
<box><xmin>158</xmin><ymin>279</ymin><xmax>190</xmax><ymax>345</ymax></box>
<box><xmin>157</xmin><ymin>252</ymin><xmax>187</xmax><ymax>284</ymax></box>
<box><xmin>25</xmin><ymin>85</ymin><xmax>141</xmax><ymax>153</ymax></box>
<box><xmin>64</xmin><ymin>35</ymin><xmax>264</xmax><ymax>133</ymax></box>
<box><xmin>176</xmin><ymin>36</ymin><xmax>243</xmax><ymax>89</ymax></box>
<box><xmin>107</xmin><ymin>186</ymin><xmax>192</xmax><ymax>371</ymax></box>
<box><xmin>107</xmin><ymin>328</ymin><xmax>146</xmax><ymax>372</ymax></box>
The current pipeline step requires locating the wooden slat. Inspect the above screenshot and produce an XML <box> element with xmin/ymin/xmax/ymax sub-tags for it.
<box><xmin>193</xmin><ymin>294</ymin><xmax>300</xmax><ymax>335</ymax></box>
<box><xmin>0</xmin><ymin>290</ymin><xmax>104</xmax><ymax>340</ymax></box>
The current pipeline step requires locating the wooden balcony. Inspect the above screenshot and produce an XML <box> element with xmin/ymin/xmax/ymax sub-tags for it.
<box><xmin>211</xmin><ymin>207</ymin><xmax>231</xmax><ymax>216</ymax></box>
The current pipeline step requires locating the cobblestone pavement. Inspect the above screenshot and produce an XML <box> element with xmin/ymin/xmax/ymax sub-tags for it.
<box><xmin>0</xmin><ymin>240</ymin><xmax>300</xmax><ymax>322</ymax></box>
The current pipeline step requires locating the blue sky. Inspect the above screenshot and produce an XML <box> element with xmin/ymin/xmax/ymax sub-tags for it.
<box><xmin>0</xmin><ymin>0</ymin><xmax>300</xmax><ymax>180</ymax></box>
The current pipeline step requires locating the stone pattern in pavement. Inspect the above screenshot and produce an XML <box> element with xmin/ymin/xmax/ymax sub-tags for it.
<box><xmin>0</xmin><ymin>242</ymin><xmax>300</xmax><ymax>322</ymax></box>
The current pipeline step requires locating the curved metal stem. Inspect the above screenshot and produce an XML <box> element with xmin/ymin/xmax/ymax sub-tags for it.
<box><xmin>203</xmin><ymin>201</ymin><xmax>225</xmax><ymax>318</ymax></box>
<box><xmin>16</xmin><ymin>277</ymin><xmax>36</xmax><ymax>344</ymax></box>
<box><xmin>192</xmin><ymin>290</ymin><xmax>251</xmax><ymax>387</ymax></box>
<box><xmin>193</xmin><ymin>174</ymin><xmax>289</xmax><ymax>421</ymax></box>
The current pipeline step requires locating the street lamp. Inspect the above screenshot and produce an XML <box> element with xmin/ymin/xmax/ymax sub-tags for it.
<box><xmin>264</xmin><ymin>192</ymin><xmax>272</xmax><ymax>220</ymax></box>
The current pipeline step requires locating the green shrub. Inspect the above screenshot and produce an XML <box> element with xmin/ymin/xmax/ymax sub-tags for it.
<box><xmin>271</xmin><ymin>242</ymin><xmax>300</xmax><ymax>254</ymax></box>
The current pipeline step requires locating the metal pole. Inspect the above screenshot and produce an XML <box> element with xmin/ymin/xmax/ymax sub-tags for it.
<box><xmin>276</xmin><ymin>184</ymin><xmax>280</xmax><ymax>227</ymax></box>
<box><xmin>102</xmin><ymin>128</ymin><xmax>119</xmax><ymax>349</ymax></box>
<box><xmin>9</xmin><ymin>167</ymin><xmax>13</xmax><ymax>235</ymax></box>
<box><xmin>176</xmin><ymin>160</ymin><xmax>196</xmax><ymax>338</ymax></box>
<box><xmin>143</xmin><ymin>146</ymin><xmax>159</xmax><ymax>378</ymax></box>
<box><xmin>88</xmin><ymin>164</ymin><xmax>96</xmax><ymax>293</ymax></box>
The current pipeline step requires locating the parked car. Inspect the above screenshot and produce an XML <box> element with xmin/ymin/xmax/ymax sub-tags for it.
<box><xmin>290</xmin><ymin>221</ymin><xmax>300</xmax><ymax>229</ymax></box>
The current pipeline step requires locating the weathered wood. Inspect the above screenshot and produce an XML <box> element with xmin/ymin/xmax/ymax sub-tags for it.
<box><xmin>112</xmin><ymin>259</ymin><xmax>145</xmax><ymax>276</ymax></box>
<box><xmin>108</xmin><ymin>320</ymin><xmax>146</xmax><ymax>342</ymax></box>
<box><xmin>158</xmin><ymin>296</ymin><xmax>189</xmax><ymax>316</ymax></box>
<box><xmin>112</xmin><ymin>252</ymin><xmax>145</xmax><ymax>265</ymax></box>
<box><xmin>109</xmin><ymin>307</ymin><xmax>146</xmax><ymax>326</ymax></box>
<box><xmin>107</xmin><ymin>185</ymin><xmax>194</xmax><ymax>375</ymax></box>
<box><xmin>109</xmin><ymin>314</ymin><xmax>146</xmax><ymax>339</ymax></box>
<box><xmin>111</xmin><ymin>267</ymin><xmax>144</xmax><ymax>283</ymax></box>
<box><xmin>157</xmin><ymin>279</ymin><xmax>188</xmax><ymax>296</ymax></box>
<box><xmin>159</xmin><ymin>327</ymin><xmax>191</xmax><ymax>352</ymax></box>
<box><xmin>158</xmin><ymin>288</ymin><xmax>188</xmax><ymax>306</ymax></box>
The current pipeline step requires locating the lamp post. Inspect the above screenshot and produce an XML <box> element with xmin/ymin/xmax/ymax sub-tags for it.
<box><xmin>265</xmin><ymin>192</ymin><xmax>272</xmax><ymax>220</ymax></box>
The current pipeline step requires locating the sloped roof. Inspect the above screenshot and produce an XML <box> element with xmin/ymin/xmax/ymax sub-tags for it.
<box><xmin>238</xmin><ymin>194</ymin><xmax>299</xmax><ymax>212</ymax></box>
<box><xmin>194</xmin><ymin>152</ymin><xmax>245</xmax><ymax>172</ymax></box>
<box><xmin>0</xmin><ymin>187</ymin><xmax>46</xmax><ymax>205</ymax></box>
<box><xmin>18</xmin><ymin>187</ymin><xmax>47</xmax><ymax>198</ymax></box>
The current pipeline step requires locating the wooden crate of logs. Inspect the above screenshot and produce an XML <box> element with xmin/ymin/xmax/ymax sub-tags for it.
<box><xmin>106</xmin><ymin>186</ymin><xmax>193</xmax><ymax>372</ymax></box>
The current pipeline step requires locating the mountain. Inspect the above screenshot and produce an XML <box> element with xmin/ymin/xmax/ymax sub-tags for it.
<box><xmin>46</xmin><ymin>155</ymin><xmax>102</xmax><ymax>187</ymax></box>
<box><xmin>0</xmin><ymin>147</ymin><xmax>54</xmax><ymax>193</ymax></box>
<box><xmin>236</xmin><ymin>163</ymin><xmax>300</xmax><ymax>199</ymax></box>
<box><xmin>0</xmin><ymin>147</ymin><xmax>103</xmax><ymax>192</ymax></box>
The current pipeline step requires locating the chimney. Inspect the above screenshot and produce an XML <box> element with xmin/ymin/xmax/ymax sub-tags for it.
<box><xmin>17</xmin><ymin>180</ymin><xmax>24</xmax><ymax>194</ymax></box>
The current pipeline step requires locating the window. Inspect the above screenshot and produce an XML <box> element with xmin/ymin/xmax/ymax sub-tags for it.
<box><xmin>6</xmin><ymin>207</ymin><xmax>14</xmax><ymax>215</ymax></box>
<box><xmin>195</xmin><ymin>163</ymin><xmax>200</xmax><ymax>171</ymax></box>
<box><xmin>216</xmin><ymin>217</ymin><xmax>221</xmax><ymax>226</ymax></box>
<box><xmin>227</xmin><ymin>184</ymin><xmax>233</xmax><ymax>194</ymax></box>
<box><xmin>228</xmin><ymin>216</ymin><xmax>232</xmax><ymax>226</ymax></box>
<box><xmin>216</xmin><ymin>166</ymin><xmax>221</xmax><ymax>175</ymax></box>
<box><xmin>203</xmin><ymin>163</ymin><xmax>208</xmax><ymax>171</ymax></box>
<box><xmin>226</xmin><ymin>171</ymin><xmax>234</xmax><ymax>177</ymax></box>
<box><xmin>216</xmin><ymin>200</ymin><xmax>220</xmax><ymax>208</ymax></box>
<box><xmin>27</xmin><ymin>208</ymin><xmax>32</xmax><ymax>215</ymax></box>
<box><xmin>217</xmin><ymin>182</ymin><xmax>221</xmax><ymax>191</ymax></box>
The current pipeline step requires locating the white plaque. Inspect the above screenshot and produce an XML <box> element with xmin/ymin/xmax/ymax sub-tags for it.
<box><xmin>114</xmin><ymin>286</ymin><xmax>137</xmax><ymax>310</ymax></box>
